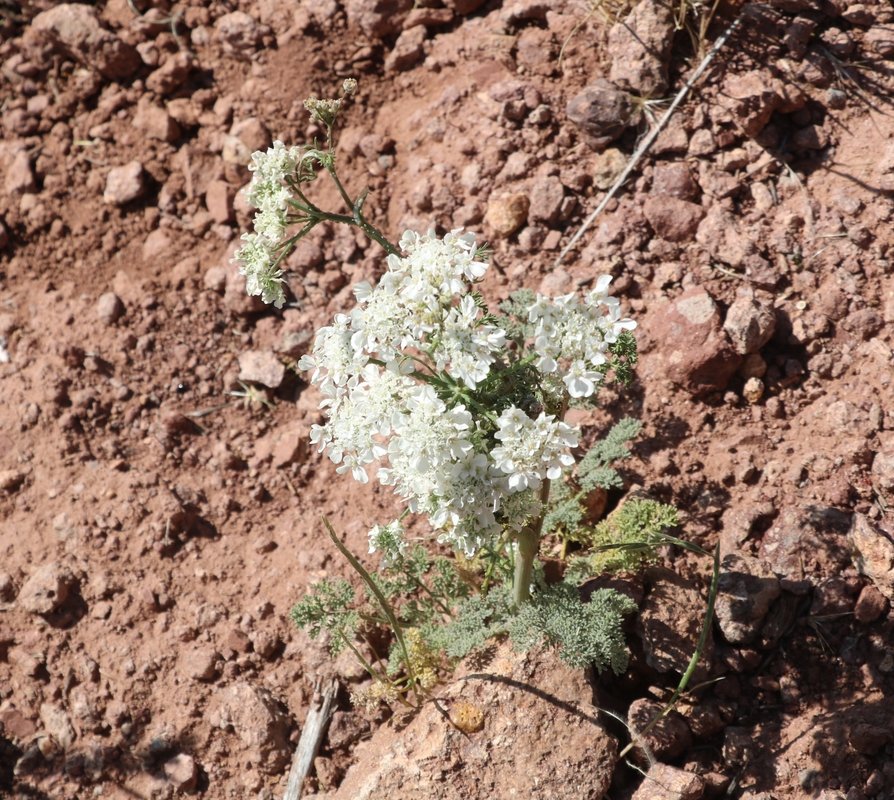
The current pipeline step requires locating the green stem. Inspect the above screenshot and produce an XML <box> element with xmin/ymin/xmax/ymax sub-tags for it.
<box><xmin>512</xmin><ymin>469</ymin><xmax>555</xmax><ymax>608</ymax></box>
<box><xmin>512</xmin><ymin>526</ymin><xmax>538</xmax><ymax>609</ymax></box>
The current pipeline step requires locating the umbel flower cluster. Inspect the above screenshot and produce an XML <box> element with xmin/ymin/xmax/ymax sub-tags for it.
<box><xmin>296</xmin><ymin>229</ymin><xmax>636</xmax><ymax>556</ymax></box>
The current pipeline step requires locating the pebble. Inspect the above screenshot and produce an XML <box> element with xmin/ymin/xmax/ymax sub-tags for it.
<box><xmin>631</xmin><ymin>762</ymin><xmax>705</xmax><ymax>800</ymax></box>
<box><xmin>133</xmin><ymin>99</ymin><xmax>180</xmax><ymax>143</ymax></box>
<box><xmin>742</xmin><ymin>376</ymin><xmax>765</xmax><ymax>404</ymax></box>
<box><xmin>720</xmin><ymin>69</ymin><xmax>806</xmax><ymax>138</ymax></box>
<box><xmin>641</xmin><ymin>286</ymin><xmax>742</xmax><ymax>395</ymax></box>
<box><xmin>18</xmin><ymin>562</ymin><xmax>78</xmax><ymax>615</ymax></box>
<box><xmin>103</xmin><ymin>161</ymin><xmax>145</xmax><ymax>206</ymax></box>
<box><xmin>592</xmin><ymin>148</ymin><xmax>627</xmax><ymax>190</ymax></box>
<box><xmin>850</xmin><ymin>514</ymin><xmax>894</xmax><ymax>601</ymax></box>
<box><xmin>345</xmin><ymin>0</ymin><xmax>411</xmax><ymax>36</ymax></box>
<box><xmin>0</xmin><ymin>469</ymin><xmax>26</xmax><ymax>493</ymax></box>
<box><xmin>642</xmin><ymin>196</ymin><xmax>704</xmax><ymax>242</ymax></box>
<box><xmin>566</xmin><ymin>79</ymin><xmax>636</xmax><ymax>149</ymax></box>
<box><xmin>208</xmin><ymin>683</ymin><xmax>291</xmax><ymax>772</ymax></box>
<box><xmin>484</xmin><ymin>193</ymin><xmax>529</xmax><ymax>237</ymax></box>
<box><xmin>216</xmin><ymin>10</ymin><xmax>264</xmax><ymax>52</ymax></box>
<box><xmin>385</xmin><ymin>26</ymin><xmax>425</xmax><ymax>71</ymax></box>
<box><xmin>627</xmin><ymin>698</ymin><xmax>692</xmax><ymax>761</ymax></box>
<box><xmin>31</xmin><ymin>3</ymin><xmax>140</xmax><ymax>80</ymax></box>
<box><xmin>4</xmin><ymin>151</ymin><xmax>36</xmax><ymax>195</ymax></box>
<box><xmin>205</xmin><ymin>180</ymin><xmax>234</xmax><ymax>224</ymax></box>
<box><xmin>146</xmin><ymin>51</ymin><xmax>193</xmax><ymax>96</ymax></box>
<box><xmin>164</xmin><ymin>753</ymin><xmax>199</xmax><ymax>791</ymax></box>
<box><xmin>527</xmin><ymin>174</ymin><xmax>565</xmax><ymax>226</ymax></box>
<box><xmin>724</xmin><ymin>293</ymin><xmax>776</xmax><ymax>354</ymax></box>
<box><xmin>715</xmin><ymin>554</ymin><xmax>781</xmax><ymax>645</ymax></box>
<box><xmin>855</xmin><ymin>584</ymin><xmax>888</xmax><ymax>624</ymax></box>
<box><xmin>651</xmin><ymin>162</ymin><xmax>698</xmax><ymax>199</ymax></box>
<box><xmin>230</xmin><ymin>117</ymin><xmax>272</xmax><ymax>154</ymax></box>
<box><xmin>96</xmin><ymin>292</ymin><xmax>125</xmax><ymax>325</ymax></box>
<box><xmin>238</xmin><ymin>350</ymin><xmax>285</xmax><ymax>389</ymax></box>
<box><xmin>607</xmin><ymin>0</ymin><xmax>674</xmax><ymax>96</ymax></box>
<box><xmin>39</xmin><ymin>702</ymin><xmax>76</xmax><ymax>749</ymax></box>
<box><xmin>183</xmin><ymin>647</ymin><xmax>221</xmax><ymax>682</ymax></box>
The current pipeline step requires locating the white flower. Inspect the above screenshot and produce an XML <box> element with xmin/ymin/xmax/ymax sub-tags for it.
<box><xmin>432</xmin><ymin>295</ymin><xmax>506</xmax><ymax>389</ymax></box>
<box><xmin>299</xmin><ymin>313</ymin><xmax>368</xmax><ymax>397</ymax></box>
<box><xmin>526</xmin><ymin>276</ymin><xmax>635</xmax><ymax>398</ymax></box>
<box><xmin>492</xmin><ymin>408</ymin><xmax>579</xmax><ymax>492</ymax></box>
<box><xmin>368</xmin><ymin>520</ymin><xmax>406</xmax><ymax>565</ymax></box>
<box><xmin>234</xmin><ymin>232</ymin><xmax>286</xmax><ymax>308</ymax></box>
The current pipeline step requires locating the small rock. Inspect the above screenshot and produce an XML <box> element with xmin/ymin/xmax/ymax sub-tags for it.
<box><xmin>528</xmin><ymin>174</ymin><xmax>565</xmax><ymax>226</ymax></box>
<box><xmin>485</xmin><ymin>193</ymin><xmax>529</xmax><ymax>237</ymax></box>
<box><xmin>0</xmin><ymin>470</ymin><xmax>26</xmax><ymax>493</ymax></box>
<box><xmin>146</xmin><ymin>51</ymin><xmax>193</xmax><ymax>95</ymax></box>
<box><xmin>238</xmin><ymin>351</ymin><xmax>285</xmax><ymax>389</ymax></box>
<box><xmin>639</xmin><ymin>569</ymin><xmax>713</xmax><ymax>676</ymax></box>
<box><xmin>183</xmin><ymin>648</ymin><xmax>220</xmax><ymax>682</ymax></box>
<box><xmin>204</xmin><ymin>265</ymin><xmax>228</xmax><ymax>293</ymax></box>
<box><xmin>18</xmin><ymin>563</ymin><xmax>78</xmax><ymax>616</ymax></box>
<box><xmin>39</xmin><ymin>702</ymin><xmax>76</xmax><ymax>749</ymax></box>
<box><xmin>714</xmin><ymin>554</ymin><xmax>781</xmax><ymax>645</ymax></box>
<box><xmin>216</xmin><ymin>10</ymin><xmax>264</xmax><ymax>52</ymax></box>
<box><xmin>720</xmin><ymin>69</ymin><xmax>806</xmax><ymax>138</ymax></box>
<box><xmin>850</xmin><ymin>723</ymin><xmax>891</xmax><ymax>756</ymax></box>
<box><xmin>850</xmin><ymin>514</ymin><xmax>894</xmax><ymax>601</ymax></box>
<box><xmin>742</xmin><ymin>376</ymin><xmax>765</xmax><ymax>404</ymax></box>
<box><xmin>205</xmin><ymin>180</ymin><xmax>234</xmax><ymax>224</ymax></box>
<box><xmin>865</xmin><ymin>26</ymin><xmax>894</xmax><ymax>58</ymax></box>
<box><xmin>724</xmin><ymin>292</ymin><xmax>777</xmax><ymax>354</ymax></box>
<box><xmin>385</xmin><ymin>25</ymin><xmax>425</xmax><ymax>71</ymax></box>
<box><xmin>566</xmin><ymin>79</ymin><xmax>637</xmax><ymax>150</ymax></box>
<box><xmin>31</xmin><ymin>3</ymin><xmax>140</xmax><ymax>80</ymax></box>
<box><xmin>608</xmin><ymin>0</ymin><xmax>675</xmax><ymax>96</ymax></box>
<box><xmin>208</xmin><ymin>683</ymin><xmax>291</xmax><ymax>772</ymax></box>
<box><xmin>133</xmin><ymin>98</ymin><xmax>180</xmax><ymax>143</ymax></box>
<box><xmin>103</xmin><ymin>161</ymin><xmax>145</xmax><ymax>206</ymax></box>
<box><xmin>761</xmin><ymin>506</ymin><xmax>852</xmax><ymax>586</ymax></box>
<box><xmin>345</xmin><ymin>0</ymin><xmax>413</xmax><ymax>37</ymax></box>
<box><xmin>855</xmin><ymin>584</ymin><xmax>888</xmax><ymax>623</ymax></box>
<box><xmin>651</xmin><ymin>162</ymin><xmax>698</xmax><ymax>199</ymax></box>
<box><xmin>4</xmin><ymin>151</ymin><xmax>36</xmax><ymax>195</ymax></box>
<box><xmin>164</xmin><ymin>753</ymin><xmax>199</xmax><ymax>791</ymax></box>
<box><xmin>592</xmin><ymin>148</ymin><xmax>627</xmax><ymax>190</ymax></box>
<box><xmin>642</xmin><ymin>196</ymin><xmax>704</xmax><ymax>242</ymax></box>
<box><xmin>696</xmin><ymin>207</ymin><xmax>760</xmax><ymax>269</ymax></box>
<box><xmin>641</xmin><ymin>286</ymin><xmax>742</xmax><ymax>395</ymax></box>
<box><xmin>230</xmin><ymin>117</ymin><xmax>272</xmax><ymax>154</ymax></box>
<box><xmin>627</xmin><ymin>698</ymin><xmax>692</xmax><ymax>761</ymax></box>
<box><xmin>96</xmin><ymin>292</ymin><xmax>125</xmax><ymax>325</ymax></box>
<box><xmin>792</xmin><ymin>124</ymin><xmax>829</xmax><ymax>150</ymax></box>
<box><xmin>500</xmin><ymin>0</ymin><xmax>550</xmax><ymax>24</ymax></box>
<box><xmin>632</xmin><ymin>762</ymin><xmax>706</xmax><ymax>800</ymax></box>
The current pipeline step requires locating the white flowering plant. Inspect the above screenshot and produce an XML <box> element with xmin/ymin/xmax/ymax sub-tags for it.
<box><xmin>239</xmin><ymin>83</ymin><xmax>666</xmax><ymax>708</ymax></box>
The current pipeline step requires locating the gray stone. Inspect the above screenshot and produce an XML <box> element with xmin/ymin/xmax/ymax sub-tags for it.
<box><xmin>103</xmin><ymin>161</ymin><xmax>145</xmax><ymax>206</ymax></box>
<box><xmin>18</xmin><ymin>563</ymin><xmax>78</xmax><ymax>616</ymax></box>
<box><xmin>724</xmin><ymin>292</ymin><xmax>776</xmax><ymax>354</ymax></box>
<box><xmin>608</xmin><ymin>0</ymin><xmax>675</xmax><ymax>96</ymax></box>
<box><xmin>632</xmin><ymin>762</ymin><xmax>706</xmax><ymax>800</ymax></box>
<box><xmin>31</xmin><ymin>4</ymin><xmax>140</xmax><ymax>80</ymax></box>
<box><xmin>4</xmin><ymin>151</ymin><xmax>36</xmax><ymax>195</ymax></box>
<box><xmin>208</xmin><ymin>683</ymin><xmax>291</xmax><ymax>773</ymax></box>
<box><xmin>760</xmin><ymin>505</ymin><xmax>852</xmax><ymax>586</ymax></box>
<box><xmin>39</xmin><ymin>702</ymin><xmax>76</xmax><ymax>749</ymax></box>
<box><xmin>715</xmin><ymin>554</ymin><xmax>781</xmax><ymax>645</ymax></box>
<box><xmin>96</xmin><ymin>292</ymin><xmax>125</xmax><ymax>325</ymax></box>
<box><xmin>238</xmin><ymin>351</ymin><xmax>285</xmax><ymax>389</ymax></box>
<box><xmin>164</xmin><ymin>753</ymin><xmax>199</xmax><ymax>790</ymax></box>
<box><xmin>566</xmin><ymin>79</ymin><xmax>637</xmax><ymax>150</ymax></box>
<box><xmin>850</xmin><ymin>513</ymin><xmax>894</xmax><ymax>601</ymax></box>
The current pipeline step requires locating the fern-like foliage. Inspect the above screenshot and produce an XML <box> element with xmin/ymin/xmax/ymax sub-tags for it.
<box><xmin>290</xmin><ymin>579</ymin><xmax>359</xmax><ymax>656</ymax></box>
<box><xmin>509</xmin><ymin>582</ymin><xmax>636</xmax><ymax>672</ymax></box>
<box><xmin>542</xmin><ymin>418</ymin><xmax>642</xmax><ymax>541</ymax></box>
<box><xmin>425</xmin><ymin>588</ymin><xmax>512</xmax><ymax>659</ymax></box>
<box><xmin>566</xmin><ymin>498</ymin><xmax>680</xmax><ymax>580</ymax></box>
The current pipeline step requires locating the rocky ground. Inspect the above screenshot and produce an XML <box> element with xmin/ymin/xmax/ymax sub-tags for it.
<box><xmin>1</xmin><ymin>0</ymin><xmax>893</xmax><ymax>798</ymax></box>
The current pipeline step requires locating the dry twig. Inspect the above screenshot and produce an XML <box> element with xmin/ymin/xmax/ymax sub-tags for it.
<box><xmin>283</xmin><ymin>678</ymin><xmax>339</xmax><ymax>800</ymax></box>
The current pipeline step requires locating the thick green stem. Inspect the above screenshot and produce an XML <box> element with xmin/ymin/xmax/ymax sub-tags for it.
<box><xmin>512</xmin><ymin>526</ymin><xmax>538</xmax><ymax>608</ymax></box>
